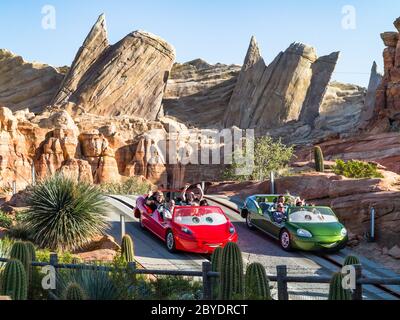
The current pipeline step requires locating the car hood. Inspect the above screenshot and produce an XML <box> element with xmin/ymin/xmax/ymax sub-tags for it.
<box><xmin>181</xmin><ymin>224</ymin><xmax>232</xmax><ymax>241</ymax></box>
<box><xmin>290</xmin><ymin>222</ymin><xmax>344</xmax><ymax>236</ymax></box>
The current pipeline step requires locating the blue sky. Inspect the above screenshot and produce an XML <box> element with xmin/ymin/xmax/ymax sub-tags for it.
<box><xmin>0</xmin><ymin>0</ymin><xmax>399</xmax><ymax>86</ymax></box>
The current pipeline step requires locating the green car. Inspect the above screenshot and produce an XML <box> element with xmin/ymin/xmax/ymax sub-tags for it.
<box><xmin>240</xmin><ymin>195</ymin><xmax>348</xmax><ymax>252</ymax></box>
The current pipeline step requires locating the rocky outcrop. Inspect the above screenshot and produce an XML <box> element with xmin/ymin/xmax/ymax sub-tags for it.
<box><xmin>371</xmin><ymin>17</ymin><xmax>400</xmax><ymax>131</ymax></box>
<box><xmin>53</xmin><ymin>15</ymin><xmax>175</xmax><ymax>120</ymax></box>
<box><xmin>358</xmin><ymin>62</ymin><xmax>383</xmax><ymax>128</ymax></box>
<box><xmin>52</xmin><ymin>14</ymin><xmax>109</xmax><ymax>106</ymax></box>
<box><xmin>223</xmin><ymin>38</ymin><xmax>339</xmax><ymax>130</ymax></box>
<box><xmin>0</xmin><ymin>50</ymin><xmax>64</xmax><ymax>113</ymax></box>
<box><xmin>163</xmin><ymin>59</ymin><xmax>240</xmax><ymax>127</ymax></box>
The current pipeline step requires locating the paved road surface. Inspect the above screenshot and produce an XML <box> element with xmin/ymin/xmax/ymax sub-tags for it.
<box><xmin>104</xmin><ymin>194</ymin><xmax>398</xmax><ymax>300</ymax></box>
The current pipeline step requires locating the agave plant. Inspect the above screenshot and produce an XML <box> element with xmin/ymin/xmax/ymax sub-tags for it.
<box><xmin>24</xmin><ymin>174</ymin><xmax>109</xmax><ymax>251</ymax></box>
<box><xmin>56</xmin><ymin>267</ymin><xmax>121</xmax><ymax>300</ymax></box>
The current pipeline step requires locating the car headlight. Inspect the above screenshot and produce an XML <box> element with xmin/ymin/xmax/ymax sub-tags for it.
<box><xmin>297</xmin><ymin>229</ymin><xmax>313</xmax><ymax>238</ymax></box>
<box><xmin>181</xmin><ymin>227</ymin><xmax>192</xmax><ymax>235</ymax></box>
<box><xmin>341</xmin><ymin>228</ymin><xmax>347</xmax><ymax>237</ymax></box>
<box><xmin>229</xmin><ymin>226</ymin><xmax>235</xmax><ymax>234</ymax></box>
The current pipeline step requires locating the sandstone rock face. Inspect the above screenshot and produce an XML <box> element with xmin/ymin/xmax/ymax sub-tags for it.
<box><xmin>53</xmin><ymin>15</ymin><xmax>175</xmax><ymax>120</ymax></box>
<box><xmin>163</xmin><ymin>59</ymin><xmax>240</xmax><ymax>127</ymax></box>
<box><xmin>295</xmin><ymin>132</ymin><xmax>400</xmax><ymax>174</ymax></box>
<box><xmin>371</xmin><ymin>17</ymin><xmax>400</xmax><ymax>131</ymax></box>
<box><xmin>0</xmin><ymin>49</ymin><xmax>64</xmax><ymax>113</ymax></box>
<box><xmin>223</xmin><ymin>39</ymin><xmax>339</xmax><ymax>130</ymax></box>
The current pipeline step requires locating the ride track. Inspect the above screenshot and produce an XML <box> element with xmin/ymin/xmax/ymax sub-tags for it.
<box><xmin>104</xmin><ymin>194</ymin><xmax>400</xmax><ymax>300</ymax></box>
<box><xmin>204</xmin><ymin>195</ymin><xmax>400</xmax><ymax>300</ymax></box>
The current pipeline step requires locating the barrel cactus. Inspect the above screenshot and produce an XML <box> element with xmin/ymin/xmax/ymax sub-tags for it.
<box><xmin>328</xmin><ymin>272</ymin><xmax>352</xmax><ymax>300</ymax></box>
<box><xmin>245</xmin><ymin>263</ymin><xmax>272</xmax><ymax>300</ymax></box>
<box><xmin>343</xmin><ymin>255</ymin><xmax>360</xmax><ymax>267</ymax></box>
<box><xmin>9</xmin><ymin>242</ymin><xmax>32</xmax><ymax>282</ymax></box>
<box><xmin>1</xmin><ymin>259</ymin><xmax>28</xmax><ymax>300</ymax></box>
<box><xmin>63</xmin><ymin>282</ymin><xmax>86</xmax><ymax>300</ymax></box>
<box><xmin>210</xmin><ymin>247</ymin><xmax>223</xmax><ymax>299</ymax></box>
<box><xmin>219</xmin><ymin>242</ymin><xmax>244</xmax><ymax>300</ymax></box>
<box><xmin>314</xmin><ymin>146</ymin><xmax>325</xmax><ymax>173</ymax></box>
<box><xmin>121</xmin><ymin>234</ymin><xmax>135</xmax><ymax>263</ymax></box>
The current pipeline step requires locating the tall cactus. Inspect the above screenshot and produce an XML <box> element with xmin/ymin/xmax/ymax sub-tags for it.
<box><xmin>24</xmin><ymin>242</ymin><xmax>36</xmax><ymax>262</ymax></box>
<box><xmin>219</xmin><ymin>242</ymin><xmax>244</xmax><ymax>300</ymax></box>
<box><xmin>121</xmin><ymin>234</ymin><xmax>135</xmax><ymax>263</ymax></box>
<box><xmin>63</xmin><ymin>282</ymin><xmax>86</xmax><ymax>300</ymax></box>
<box><xmin>328</xmin><ymin>272</ymin><xmax>352</xmax><ymax>300</ymax></box>
<box><xmin>0</xmin><ymin>259</ymin><xmax>28</xmax><ymax>300</ymax></box>
<box><xmin>245</xmin><ymin>263</ymin><xmax>272</xmax><ymax>300</ymax></box>
<box><xmin>314</xmin><ymin>146</ymin><xmax>325</xmax><ymax>173</ymax></box>
<box><xmin>10</xmin><ymin>242</ymin><xmax>32</xmax><ymax>283</ymax></box>
<box><xmin>210</xmin><ymin>247</ymin><xmax>223</xmax><ymax>299</ymax></box>
<box><xmin>343</xmin><ymin>255</ymin><xmax>360</xmax><ymax>267</ymax></box>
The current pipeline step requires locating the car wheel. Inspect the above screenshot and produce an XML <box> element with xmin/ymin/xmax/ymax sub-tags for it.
<box><xmin>166</xmin><ymin>230</ymin><xmax>177</xmax><ymax>253</ymax></box>
<box><xmin>280</xmin><ymin>229</ymin><xmax>292</xmax><ymax>251</ymax></box>
<box><xmin>246</xmin><ymin>213</ymin><xmax>255</xmax><ymax>230</ymax></box>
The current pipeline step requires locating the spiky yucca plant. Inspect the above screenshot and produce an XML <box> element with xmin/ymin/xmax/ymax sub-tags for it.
<box><xmin>24</xmin><ymin>174</ymin><xmax>109</xmax><ymax>251</ymax></box>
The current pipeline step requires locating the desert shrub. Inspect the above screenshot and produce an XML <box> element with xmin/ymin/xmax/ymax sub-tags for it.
<box><xmin>0</xmin><ymin>211</ymin><xmax>12</xmax><ymax>229</ymax></box>
<box><xmin>23</xmin><ymin>174</ymin><xmax>108</xmax><ymax>251</ymax></box>
<box><xmin>100</xmin><ymin>177</ymin><xmax>151</xmax><ymax>195</ymax></box>
<box><xmin>223</xmin><ymin>136</ymin><xmax>294</xmax><ymax>182</ymax></box>
<box><xmin>333</xmin><ymin>160</ymin><xmax>384</xmax><ymax>179</ymax></box>
<box><xmin>151</xmin><ymin>276</ymin><xmax>202</xmax><ymax>300</ymax></box>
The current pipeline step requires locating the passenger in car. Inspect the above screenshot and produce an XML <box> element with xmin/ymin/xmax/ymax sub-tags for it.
<box><xmin>146</xmin><ymin>191</ymin><xmax>164</xmax><ymax>212</ymax></box>
<box><xmin>273</xmin><ymin>203</ymin><xmax>286</xmax><ymax>224</ymax></box>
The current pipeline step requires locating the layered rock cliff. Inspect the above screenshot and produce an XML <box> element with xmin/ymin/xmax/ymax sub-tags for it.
<box><xmin>163</xmin><ymin>59</ymin><xmax>240</xmax><ymax>127</ymax></box>
<box><xmin>0</xmin><ymin>49</ymin><xmax>65</xmax><ymax>113</ymax></box>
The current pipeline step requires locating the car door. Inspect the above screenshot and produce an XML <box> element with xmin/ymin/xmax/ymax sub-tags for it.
<box><xmin>246</xmin><ymin>199</ymin><xmax>264</xmax><ymax>229</ymax></box>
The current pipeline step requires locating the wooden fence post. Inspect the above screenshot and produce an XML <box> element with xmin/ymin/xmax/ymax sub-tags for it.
<box><xmin>277</xmin><ymin>265</ymin><xmax>289</xmax><ymax>300</ymax></box>
<box><xmin>353</xmin><ymin>264</ymin><xmax>363</xmax><ymax>300</ymax></box>
<box><xmin>128</xmin><ymin>261</ymin><xmax>137</xmax><ymax>284</ymax></box>
<box><xmin>202</xmin><ymin>262</ymin><xmax>212</xmax><ymax>300</ymax></box>
<box><xmin>49</xmin><ymin>253</ymin><xmax>58</xmax><ymax>299</ymax></box>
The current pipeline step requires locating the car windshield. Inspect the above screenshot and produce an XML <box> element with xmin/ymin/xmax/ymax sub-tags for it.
<box><xmin>174</xmin><ymin>207</ymin><xmax>228</xmax><ymax>226</ymax></box>
<box><xmin>288</xmin><ymin>207</ymin><xmax>338</xmax><ymax>223</ymax></box>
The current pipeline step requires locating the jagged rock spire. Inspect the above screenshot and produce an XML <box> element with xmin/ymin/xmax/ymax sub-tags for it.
<box><xmin>52</xmin><ymin>13</ymin><xmax>109</xmax><ymax>105</ymax></box>
<box><xmin>243</xmin><ymin>36</ymin><xmax>262</xmax><ymax>70</ymax></box>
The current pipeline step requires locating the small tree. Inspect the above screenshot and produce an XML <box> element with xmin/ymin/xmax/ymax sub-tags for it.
<box><xmin>223</xmin><ymin>136</ymin><xmax>294</xmax><ymax>182</ymax></box>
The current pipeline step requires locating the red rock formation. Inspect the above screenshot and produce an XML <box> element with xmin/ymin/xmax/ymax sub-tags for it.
<box><xmin>371</xmin><ymin>17</ymin><xmax>400</xmax><ymax>131</ymax></box>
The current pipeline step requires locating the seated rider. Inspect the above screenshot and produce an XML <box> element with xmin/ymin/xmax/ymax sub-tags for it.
<box><xmin>159</xmin><ymin>199</ymin><xmax>175</xmax><ymax>220</ymax></box>
<box><xmin>295</xmin><ymin>198</ymin><xmax>305</xmax><ymax>207</ymax></box>
<box><xmin>181</xmin><ymin>183</ymin><xmax>204</xmax><ymax>206</ymax></box>
<box><xmin>145</xmin><ymin>191</ymin><xmax>164</xmax><ymax>213</ymax></box>
<box><xmin>273</xmin><ymin>203</ymin><xmax>286</xmax><ymax>224</ymax></box>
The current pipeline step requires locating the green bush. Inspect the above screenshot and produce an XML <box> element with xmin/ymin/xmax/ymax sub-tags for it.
<box><xmin>23</xmin><ymin>174</ymin><xmax>108</xmax><ymax>251</ymax></box>
<box><xmin>0</xmin><ymin>211</ymin><xmax>12</xmax><ymax>229</ymax></box>
<box><xmin>333</xmin><ymin>160</ymin><xmax>384</xmax><ymax>179</ymax></box>
<box><xmin>223</xmin><ymin>136</ymin><xmax>294</xmax><ymax>182</ymax></box>
<box><xmin>100</xmin><ymin>177</ymin><xmax>151</xmax><ymax>195</ymax></box>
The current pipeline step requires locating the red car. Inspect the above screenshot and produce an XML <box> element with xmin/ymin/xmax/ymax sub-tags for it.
<box><xmin>135</xmin><ymin>200</ymin><xmax>238</xmax><ymax>254</ymax></box>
